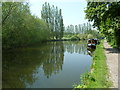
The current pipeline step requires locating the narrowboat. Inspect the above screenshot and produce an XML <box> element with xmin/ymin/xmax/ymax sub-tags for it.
<box><xmin>87</xmin><ymin>39</ymin><xmax>99</xmax><ymax>49</ymax></box>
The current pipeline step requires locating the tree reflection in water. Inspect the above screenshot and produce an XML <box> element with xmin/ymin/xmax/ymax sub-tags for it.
<box><xmin>2</xmin><ymin>41</ymin><xmax>64</xmax><ymax>88</ymax></box>
<box><xmin>64</xmin><ymin>41</ymin><xmax>88</xmax><ymax>55</ymax></box>
<box><xmin>3</xmin><ymin>41</ymin><xmax>91</xmax><ymax>88</ymax></box>
<box><xmin>42</xmin><ymin>42</ymin><xmax>64</xmax><ymax>78</ymax></box>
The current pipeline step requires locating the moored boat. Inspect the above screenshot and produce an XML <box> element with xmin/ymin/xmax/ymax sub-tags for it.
<box><xmin>87</xmin><ymin>39</ymin><xmax>99</xmax><ymax>49</ymax></box>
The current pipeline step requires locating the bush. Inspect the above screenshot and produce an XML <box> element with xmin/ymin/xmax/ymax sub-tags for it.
<box><xmin>70</xmin><ymin>35</ymin><xmax>80</xmax><ymax>40</ymax></box>
<box><xmin>87</xmin><ymin>34</ymin><xmax>94</xmax><ymax>39</ymax></box>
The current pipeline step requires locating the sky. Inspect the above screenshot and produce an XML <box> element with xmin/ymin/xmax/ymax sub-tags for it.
<box><xmin>29</xmin><ymin>0</ymin><xmax>89</xmax><ymax>27</ymax></box>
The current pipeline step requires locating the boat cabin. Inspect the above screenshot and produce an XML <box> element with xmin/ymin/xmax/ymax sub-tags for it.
<box><xmin>87</xmin><ymin>39</ymin><xmax>99</xmax><ymax>49</ymax></box>
<box><xmin>88</xmin><ymin>39</ymin><xmax>98</xmax><ymax>45</ymax></box>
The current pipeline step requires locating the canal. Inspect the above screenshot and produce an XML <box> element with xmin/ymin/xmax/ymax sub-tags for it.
<box><xmin>3</xmin><ymin>41</ymin><xmax>92</xmax><ymax>88</ymax></box>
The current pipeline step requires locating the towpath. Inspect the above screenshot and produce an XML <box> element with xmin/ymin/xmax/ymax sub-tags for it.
<box><xmin>103</xmin><ymin>40</ymin><xmax>119</xmax><ymax>88</ymax></box>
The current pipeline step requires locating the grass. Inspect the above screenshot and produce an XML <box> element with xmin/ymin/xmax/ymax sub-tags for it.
<box><xmin>75</xmin><ymin>40</ymin><xmax>112</xmax><ymax>88</ymax></box>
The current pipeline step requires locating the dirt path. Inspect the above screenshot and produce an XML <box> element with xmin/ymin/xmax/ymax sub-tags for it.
<box><xmin>103</xmin><ymin>40</ymin><xmax>118</xmax><ymax>88</ymax></box>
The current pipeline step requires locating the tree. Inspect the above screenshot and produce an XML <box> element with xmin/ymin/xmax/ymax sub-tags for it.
<box><xmin>85</xmin><ymin>2</ymin><xmax>120</xmax><ymax>47</ymax></box>
<box><xmin>2</xmin><ymin>2</ymin><xmax>50</xmax><ymax>49</ymax></box>
<box><xmin>75</xmin><ymin>25</ymin><xmax>79</xmax><ymax>34</ymax></box>
<box><xmin>41</xmin><ymin>2</ymin><xmax>64</xmax><ymax>40</ymax></box>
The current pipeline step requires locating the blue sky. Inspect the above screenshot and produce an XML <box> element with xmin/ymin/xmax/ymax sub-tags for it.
<box><xmin>29</xmin><ymin>0</ymin><xmax>89</xmax><ymax>27</ymax></box>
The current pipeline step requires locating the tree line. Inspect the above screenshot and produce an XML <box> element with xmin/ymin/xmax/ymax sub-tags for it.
<box><xmin>65</xmin><ymin>23</ymin><xmax>92</xmax><ymax>34</ymax></box>
<box><xmin>64</xmin><ymin>23</ymin><xmax>101</xmax><ymax>40</ymax></box>
<box><xmin>2</xmin><ymin>2</ymin><xmax>64</xmax><ymax>49</ymax></box>
<box><xmin>85</xmin><ymin>2</ymin><xmax>120</xmax><ymax>48</ymax></box>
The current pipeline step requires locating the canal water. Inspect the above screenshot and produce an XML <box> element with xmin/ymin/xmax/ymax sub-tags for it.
<box><xmin>3</xmin><ymin>41</ymin><xmax>92</xmax><ymax>88</ymax></box>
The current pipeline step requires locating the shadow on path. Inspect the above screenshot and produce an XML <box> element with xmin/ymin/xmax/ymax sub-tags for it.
<box><xmin>104</xmin><ymin>48</ymin><xmax>119</xmax><ymax>54</ymax></box>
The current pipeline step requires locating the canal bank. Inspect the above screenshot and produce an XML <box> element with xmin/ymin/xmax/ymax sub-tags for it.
<box><xmin>75</xmin><ymin>40</ymin><xmax>112</xmax><ymax>88</ymax></box>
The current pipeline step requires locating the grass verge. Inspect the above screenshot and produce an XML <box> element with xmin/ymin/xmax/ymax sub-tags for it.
<box><xmin>74</xmin><ymin>40</ymin><xmax>112</xmax><ymax>88</ymax></box>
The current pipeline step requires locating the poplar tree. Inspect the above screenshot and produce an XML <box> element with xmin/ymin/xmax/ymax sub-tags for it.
<box><xmin>41</xmin><ymin>2</ymin><xmax>64</xmax><ymax>40</ymax></box>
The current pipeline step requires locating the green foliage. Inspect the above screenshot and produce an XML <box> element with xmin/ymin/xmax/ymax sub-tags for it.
<box><xmin>87</xmin><ymin>34</ymin><xmax>94</xmax><ymax>39</ymax></box>
<box><xmin>64</xmin><ymin>31</ymin><xmax>102</xmax><ymax>40</ymax></box>
<box><xmin>78</xmin><ymin>34</ymin><xmax>88</xmax><ymax>40</ymax></box>
<box><xmin>2</xmin><ymin>2</ymin><xmax>50</xmax><ymax>49</ymax></box>
<box><xmin>85</xmin><ymin>2</ymin><xmax>120</xmax><ymax>47</ymax></box>
<box><xmin>70</xmin><ymin>35</ymin><xmax>80</xmax><ymax>40</ymax></box>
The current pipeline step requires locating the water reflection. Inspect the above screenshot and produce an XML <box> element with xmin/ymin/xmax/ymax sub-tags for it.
<box><xmin>64</xmin><ymin>41</ymin><xmax>88</xmax><ymax>55</ymax></box>
<box><xmin>42</xmin><ymin>42</ymin><xmax>64</xmax><ymax>78</ymax></box>
<box><xmin>3</xmin><ymin>41</ymin><xmax>92</xmax><ymax>88</ymax></box>
<box><xmin>87</xmin><ymin>47</ymin><xmax>96</xmax><ymax>56</ymax></box>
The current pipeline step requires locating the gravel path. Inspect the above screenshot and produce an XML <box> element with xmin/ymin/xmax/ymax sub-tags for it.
<box><xmin>103</xmin><ymin>40</ymin><xmax>118</xmax><ymax>88</ymax></box>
